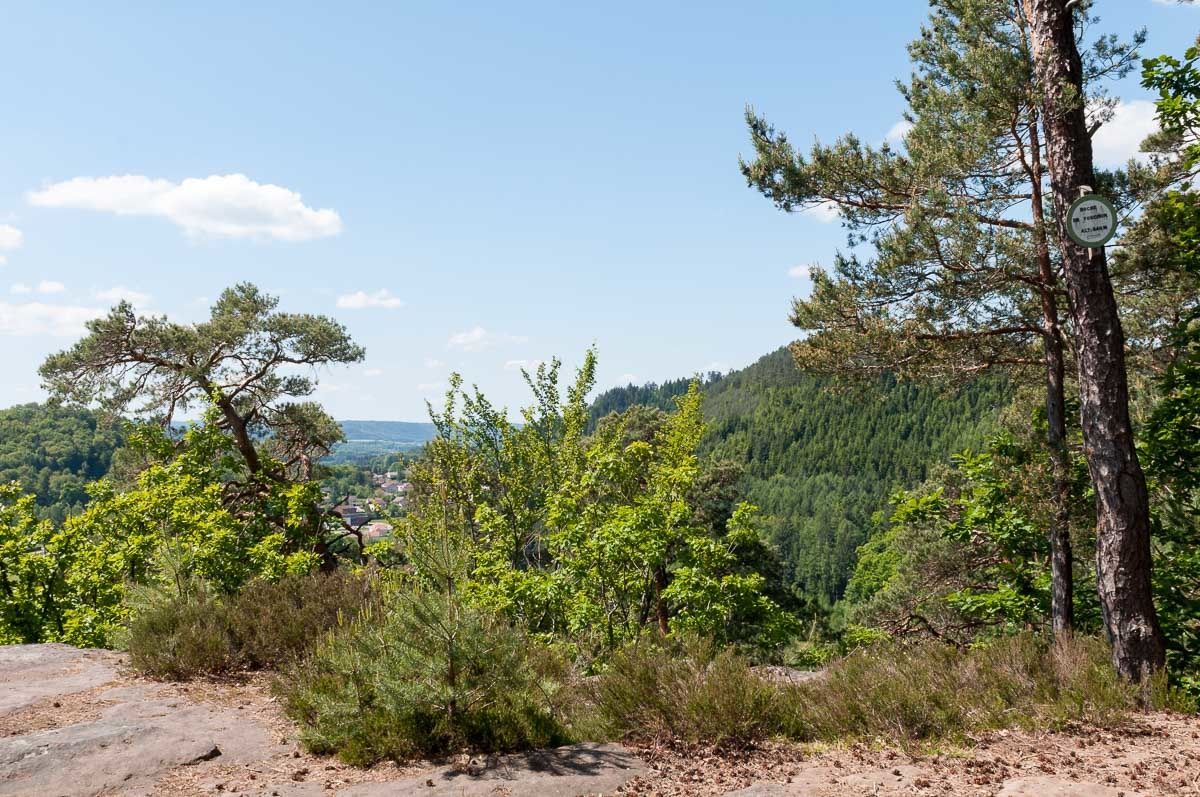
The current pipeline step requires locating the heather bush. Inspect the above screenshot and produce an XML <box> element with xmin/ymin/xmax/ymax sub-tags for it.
<box><xmin>777</xmin><ymin>634</ymin><xmax>1193</xmax><ymax>742</ymax></box>
<box><xmin>127</xmin><ymin>571</ymin><xmax>377</xmax><ymax>679</ymax></box>
<box><xmin>591</xmin><ymin>635</ymin><xmax>780</xmax><ymax>746</ymax></box>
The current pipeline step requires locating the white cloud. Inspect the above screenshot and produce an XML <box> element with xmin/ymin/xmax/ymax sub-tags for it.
<box><xmin>447</xmin><ymin>326</ymin><xmax>529</xmax><ymax>352</ymax></box>
<box><xmin>801</xmin><ymin>200</ymin><xmax>839</xmax><ymax>224</ymax></box>
<box><xmin>424</xmin><ymin>357</ymin><xmax>444</xmax><ymax>369</ymax></box>
<box><xmin>0</xmin><ymin>224</ymin><xmax>22</xmax><ymax>251</ymax></box>
<box><xmin>1092</xmin><ymin>100</ymin><xmax>1158</xmax><ymax>168</ymax></box>
<box><xmin>704</xmin><ymin>361</ymin><xmax>730</xmax><ymax>373</ymax></box>
<box><xmin>27</xmin><ymin>173</ymin><xmax>342</xmax><ymax>242</ymax></box>
<box><xmin>885</xmin><ymin>119</ymin><xmax>913</xmax><ymax>145</ymax></box>
<box><xmin>788</xmin><ymin>265</ymin><xmax>811</xmax><ymax>279</ymax></box>
<box><xmin>615</xmin><ymin>372</ymin><xmax>638</xmax><ymax>385</ymax></box>
<box><xmin>417</xmin><ymin>381</ymin><xmax>446</xmax><ymax>393</ymax></box>
<box><xmin>0</xmin><ymin>300</ymin><xmax>100</xmax><ymax>337</ymax></box>
<box><xmin>363</xmin><ymin>368</ymin><xmax>384</xmax><ymax>377</ymax></box>
<box><xmin>504</xmin><ymin>358</ymin><xmax>545</xmax><ymax>371</ymax></box>
<box><xmin>336</xmin><ymin>289</ymin><xmax>403</xmax><ymax>309</ymax></box>
<box><xmin>11</xmin><ymin>283</ymin><xmax>30</xmax><ymax>295</ymax></box>
<box><xmin>95</xmin><ymin>285</ymin><xmax>151</xmax><ymax>307</ymax></box>
<box><xmin>0</xmin><ymin>256</ymin><xmax>6</xmax><ymax>266</ymax></box>
<box><xmin>37</xmin><ymin>280</ymin><xmax>65</xmax><ymax>295</ymax></box>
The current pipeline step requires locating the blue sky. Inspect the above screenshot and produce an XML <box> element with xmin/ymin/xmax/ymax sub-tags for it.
<box><xmin>0</xmin><ymin>1</ymin><xmax>1194</xmax><ymax>420</ymax></box>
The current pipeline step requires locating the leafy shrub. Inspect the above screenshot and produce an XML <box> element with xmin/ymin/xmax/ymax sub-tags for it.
<box><xmin>276</xmin><ymin>587</ymin><xmax>576</xmax><ymax>766</ymax></box>
<box><xmin>128</xmin><ymin>571</ymin><xmax>376</xmax><ymax>679</ymax></box>
<box><xmin>592</xmin><ymin>636</ymin><xmax>779</xmax><ymax>746</ymax></box>
<box><xmin>781</xmin><ymin>638</ymin><xmax>839</xmax><ymax>669</ymax></box>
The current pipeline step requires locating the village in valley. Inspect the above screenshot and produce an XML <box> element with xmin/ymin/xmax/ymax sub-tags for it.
<box><xmin>327</xmin><ymin>467</ymin><xmax>411</xmax><ymax>542</ymax></box>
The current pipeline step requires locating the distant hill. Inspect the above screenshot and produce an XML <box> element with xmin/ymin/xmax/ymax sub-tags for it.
<box><xmin>589</xmin><ymin>348</ymin><xmax>1010</xmax><ymax>604</ymax></box>
<box><xmin>328</xmin><ymin>420</ymin><xmax>438</xmax><ymax>463</ymax></box>
<box><xmin>0</xmin><ymin>403</ymin><xmax>124</xmax><ymax>522</ymax></box>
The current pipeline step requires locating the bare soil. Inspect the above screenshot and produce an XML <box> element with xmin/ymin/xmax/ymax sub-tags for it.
<box><xmin>3</xmin><ymin>644</ymin><xmax>1198</xmax><ymax>796</ymax></box>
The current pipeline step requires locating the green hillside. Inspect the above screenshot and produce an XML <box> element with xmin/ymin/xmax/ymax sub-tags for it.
<box><xmin>589</xmin><ymin>348</ymin><xmax>1010</xmax><ymax>603</ymax></box>
<box><xmin>0</xmin><ymin>403</ymin><xmax>124</xmax><ymax>522</ymax></box>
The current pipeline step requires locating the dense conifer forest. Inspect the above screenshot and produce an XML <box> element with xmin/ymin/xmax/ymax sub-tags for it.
<box><xmin>590</xmin><ymin>348</ymin><xmax>1010</xmax><ymax>602</ymax></box>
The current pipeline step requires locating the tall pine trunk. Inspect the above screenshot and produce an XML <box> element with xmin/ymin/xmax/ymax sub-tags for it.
<box><xmin>1026</xmin><ymin>0</ymin><xmax>1164</xmax><ymax>679</ymax></box>
<box><xmin>1027</xmin><ymin>108</ymin><xmax>1074</xmax><ymax>636</ymax></box>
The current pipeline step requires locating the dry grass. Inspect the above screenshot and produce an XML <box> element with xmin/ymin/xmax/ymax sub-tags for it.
<box><xmin>593</xmin><ymin>633</ymin><xmax>1195</xmax><ymax>749</ymax></box>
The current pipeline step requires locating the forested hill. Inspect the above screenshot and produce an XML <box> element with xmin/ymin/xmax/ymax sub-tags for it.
<box><xmin>0</xmin><ymin>403</ymin><xmax>123</xmax><ymax>522</ymax></box>
<box><xmin>589</xmin><ymin>348</ymin><xmax>1011</xmax><ymax>603</ymax></box>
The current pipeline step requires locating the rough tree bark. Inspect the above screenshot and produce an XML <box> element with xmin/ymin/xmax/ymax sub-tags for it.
<box><xmin>1027</xmin><ymin>107</ymin><xmax>1075</xmax><ymax>636</ymax></box>
<box><xmin>1026</xmin><ymin>0</ymin><xmax>1165</xmax><ymax>678</ymax></box>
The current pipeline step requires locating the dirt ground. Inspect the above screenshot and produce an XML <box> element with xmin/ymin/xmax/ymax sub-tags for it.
<box><xmin>3</xmin><ymin>644</ymin><xmax>1199</xmax><ymax>796</ymax></box>
<box><xmin>618</xmin><ymin>714</ymin><xmax>1200</xmax><ymax>796</ymax></box>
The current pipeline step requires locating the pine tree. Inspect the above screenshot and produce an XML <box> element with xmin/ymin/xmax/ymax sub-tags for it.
<box><xmin>741</xmin><ymin>0</ymin><xmax>1140</xmax><ymax>633</ymax></box>
<box><xmin>1027</xmin><ymin>0</ymin><xmax>1166</xmax><ymax>679</ymax></box>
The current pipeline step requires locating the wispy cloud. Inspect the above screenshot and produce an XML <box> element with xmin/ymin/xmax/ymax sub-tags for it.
<box><xmin>363</xmin><ymin>367</ymin><xmax>384</xmax><ymax>377</ymax></box>
<box><xmin>0</xmin><ymin>300</ymin><xmax>100</xmax><ymax>337</ymax></box>
<box><xmin>448</xmin><ymin>326</ymin><xmax>529</xmax><ymax>352</ymax></box>
<box><xmin>1092</xmin><ymin>100</ymin><xmax>1158</xmax><ymax>168</ymax></box>
<box><xmin>0</xmin><ymin>224</ymin><xmax>22</xmax><ymax>251</ymax></box>
<box><xmin>787</xmin><ymin>265</ymin><xmax>811</xmax><ymax>279</ymax></box>
<box><xmin>27</xmin><ymin>174</ymin><xmax>342</xmax><ymax>242</ymax></box>
<box><xmin>504</xmin><ymin>358</ymin><xmax>545</xmax><ymax>371</ymax></box>
<box><xmin>424</xmin><ymin>357</ymin><xmax>444</xmax><ymax>369</ymax></box>
<box><xmin>336</xmin><ymin>289</ymin><xmax>403</xmax><ymax>309</ymax></box>
<box><xmin>417</xmin><ymin>381</ymin><xmax>446</xmax><ymax>393</ymax></box>
<box><xmin>885</xmin><ymin>119</ymin><xmax>913</xmax><ymax>145</ymax></box>
<box><xmin>95</xmin><ymin>285</ymin><xmax>151</xmax><ymax>308</ymax></box>
<box><xmin>801</xmin><ymin>200</ymin><xmax>839</xmax><ymax>224</ymax></box>
<box><xmin>37</xmin><ymin>280</ymin><xmax>65</xmax><ymax>295</ymax></box>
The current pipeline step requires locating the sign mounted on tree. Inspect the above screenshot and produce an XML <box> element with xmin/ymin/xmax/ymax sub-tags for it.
<box><xmin>1066</xmin><ymin>193</ymin><xmax>1117</xmax><ymax>248</ymax></box>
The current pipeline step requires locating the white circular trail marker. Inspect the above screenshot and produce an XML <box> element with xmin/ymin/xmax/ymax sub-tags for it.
<box><xmin>1066</xmin><ymin>194</ymin><xmax>1117</xmax><ymax>248</ymax></box>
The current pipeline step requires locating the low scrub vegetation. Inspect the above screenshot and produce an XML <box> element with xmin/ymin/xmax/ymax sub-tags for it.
<box><xmin>128</xmin><ymin>571</ymin><xmax>377</xmax><ymax>680</ymax></box>
<box><xmin>780</xmin><ymin>635</ymin><xmax>1191</xmax><ymax>743</ymax></box>
<box><xmin>591</xmin><ymin>633</ymin><xmax>1192</xmax><ymax>751</ymax></box>
<box><xmin>591</xmin><ymin>637</ymin><xmax>779</xmax><ymax>746</ymax></box>
<box><xmin>275</xmin><ymin>588</ymin><xmax>577</xmax><ymax>766</ymax></box>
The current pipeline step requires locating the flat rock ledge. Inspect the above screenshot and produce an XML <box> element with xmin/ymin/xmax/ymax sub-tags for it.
<box><xmin>3</xmin><ymin>644</ymin><xmax>1200</xmax><ymax>796</ymax></box>
<box><xmin>0</xmin><ymin>644</ymin><xmax>646</xmax><ymax>797</ymax></box>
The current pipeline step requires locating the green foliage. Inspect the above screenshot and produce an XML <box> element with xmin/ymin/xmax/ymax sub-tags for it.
<box><xmin>278</xmin><ymin>584</ymin><xmax>574</xmax><ymax>766</ymax></box>
<box><xmin>0</xmin><ymin>484</ymin><xmax>63</xmax><ymax>643</ymax></box>
<box><xmin>127</xmin><ymin>571</ymin><xmax>378</xmax><ymax>680</ymax></box>
<box><xmin>319</xmin><ymin>463</ymin><xmax>376</xmax><ymax>503</ymax></box>
<box><xmin>1129</xmin><ymin>40</ymin><xmax>1200</xmax><ymax>693</ymax></box>
<box><xmin>590</xmin><ymin>348</ymin><xmax>1008</xmax><ymax>603</ymax></box>
<box><xmin>0</xmin><ymin>403</ymin><xmax>122</xmax><ymax>522</ymax></box>
<box><xmin>842</xmin><ymin>426</ymin><xmax>1105</xmax><ymax>644</ymax></box>
<box><xmin>404</xmin><ymin>353</ymin><xmax>794</xmax><ymax>657</ymax></box>
<box><xmin>1143</xmin><ymin>40</ymin><xmax>1200</xmax><ymax>172</ymax></box>
<box><xmin>39</xmin><ymin>284</ymin><xmax>366</xmax><ymax>571</ymax></box>
<box><xmin>0</xmin><ymin>409</ymin><xmax>325</xmax><ymax>648</ymax></box>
